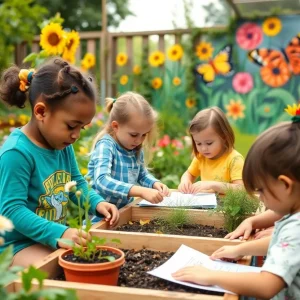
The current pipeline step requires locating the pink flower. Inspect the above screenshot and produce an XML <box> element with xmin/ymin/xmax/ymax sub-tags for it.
<box><xmin>171</xmin><ymin>139</ymin><xmax>184</xmax><ymax>149</ymax></box>
<box><xmin>281</xmin><ymin>242</ymin><xmax>289</xmax><ymax>248</ymax></box>
<box><xmin>236</xmin><ymin>22</ymin><xmax>263</xmax><ymax>50</ymax></box>
<box><xmin>232</xmin><ymin>72</ymin><xmax>254</xmax><ymax>94</ymax></box>
<box><xmin>158</xmin><ymin>135</ymin><xmax>171</xmax><ymax>148</ymax></box>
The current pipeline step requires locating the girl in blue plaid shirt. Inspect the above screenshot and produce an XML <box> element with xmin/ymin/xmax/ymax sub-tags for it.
<box><xmin>87</xmin><ymin>92</ymin><xmax>169</xmax><ymax>222</ymax></box>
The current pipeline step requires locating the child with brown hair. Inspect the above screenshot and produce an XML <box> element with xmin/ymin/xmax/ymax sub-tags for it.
<box><xmin>173</xmin><ymin>108</ymin><xmax>300</xmax><ymax>299</ymax></box>
<box><xmin>0</xmin><ymin>58</ymin><xmax>119</xmax><ymax>267</ymax></box>
<box><xmin>86</xmin><ymin>92</ymin><xmax>169</xmax><ymax>223</ymax></box>
<box><xmin>178</xmin><ymin>106</ymin><xmax>244</xmax><ymax>194</ymax></box>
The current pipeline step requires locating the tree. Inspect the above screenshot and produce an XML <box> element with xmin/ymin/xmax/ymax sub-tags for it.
<box><xmin>35</xmin><ymin>0</ymin><xmax>134</xmax><ymax>31</ymax></box>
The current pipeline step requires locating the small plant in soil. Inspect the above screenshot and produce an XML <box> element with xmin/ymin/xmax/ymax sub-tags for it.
<box><xmin>58</xmin><ymin>180</ymin><xmax>120</xmax><ymax>263</ymax></box>
<box><xmin>214</xmin><ymin>186</ymin><xmax>261</xmax><ymax>232</ymax></box>
<box><xmin>157</xmin><ymin>208</ymin><xmax>193</xmax><ymax>231</ymax></box>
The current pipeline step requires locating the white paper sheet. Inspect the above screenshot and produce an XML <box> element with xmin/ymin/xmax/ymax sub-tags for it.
<box><xmin>148</xmin><ymin>244</ymin><xmax>261</xmax><ymax>294</ymax></box>
<box><xmin>138</xmin><ymin>191</ymin><xmax>217</xmax><ymax>208</ymax></box>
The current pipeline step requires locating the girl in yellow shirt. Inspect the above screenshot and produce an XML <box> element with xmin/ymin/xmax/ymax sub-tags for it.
<box><xmin>179</xmin><ymin>106</ymin><xmax>244</xmax><ymax>194</ymax></box>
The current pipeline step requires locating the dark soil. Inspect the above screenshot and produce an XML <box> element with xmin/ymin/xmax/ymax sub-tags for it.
<box><xmin>55</xmin><ymin>248</ymin><xmax>223</xmax><ymax>296</ymax></box>
<box><xmin>115</xmin><ymin>219</ymin><xmax>228</xmax><ymax>238</ymax></box>
<box><xmin>62</xmin><ymin>250</ymin><xmax>120</xmax><ymax>264</ymax></box>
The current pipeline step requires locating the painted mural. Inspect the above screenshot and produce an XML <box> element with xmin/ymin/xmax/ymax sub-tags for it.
<box><xmin>115</xmin><ymin>15</ymin><xmax>299</xmax><ymax>134</ymax></box>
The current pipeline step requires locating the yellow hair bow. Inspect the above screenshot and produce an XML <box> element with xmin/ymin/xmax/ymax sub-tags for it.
<box><xmin>285</xmin><ymin>104</ymin><xmax>300</xmax><ymax>123</ymax></box>
<box><xmin>18</xmin><ymin>68</ymin><xmax>35</xmax><ymax>92</ymax></box>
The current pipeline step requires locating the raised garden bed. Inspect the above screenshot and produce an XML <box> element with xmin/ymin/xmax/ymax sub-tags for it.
<box><xmin>6</xmin><ymin>229</ymin><xmax>249</xmax><ymax>300</ymax></box>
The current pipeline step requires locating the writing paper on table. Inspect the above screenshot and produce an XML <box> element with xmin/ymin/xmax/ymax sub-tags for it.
<box><xmin>148</xmin><ymin>244</ymin><xmax>261</xmax><ymax>294</ymax></box>
<box><xmin>138</xmin><ymin>191</ymin><xmax>217</xmax><ymax>208</ymax></box>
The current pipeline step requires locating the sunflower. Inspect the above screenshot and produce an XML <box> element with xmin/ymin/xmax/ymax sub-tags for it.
<box><xmin>167</xmin><ymin>44</ymin><xmax>183</xmax><ymax>61</ymax></box>
<box><xmin>225</xmin><ymin>99</ymin><xmax>246</xmax><ymax>120</ymax></box>
<box><xmin>151</xmin><ymin>77</ymin><xmax>163</xmax><ymax>89</ymax></box>
<box><xmin>62</xmin><ymin>50</ymin><xmax>75</xmax><ymax>64</ymax></box>
<box><xmin>185</xmin><ymin>98</ymin><xmax>196</xmax><ymax>108</ymax></box>
<box><xmin>65</xmin><ymin>30</ymin><xmax>80</xmax><ymax>54</ymax></box>
<box><xmin>133</xmin><ymin>65</ymin><xmax>141</xmax><ymax>75</ymax></box>
<box><xmin>196</xmin><ymin>41</ymin><xmax>214</xmax><ymax>60</ymax></box>
<box><xmin>172</xmin><ymin>77</ymin><xmax>181</xmax><ymax>86</ymax></box>
<box><xmin>116</xmin><ymin>53</ymin><xmax>128</xmax><ymax>66</ymax></box>
<box><xmin>262</xmin><ymin>17</ymin><xmax>282</xmax><ymax>36</ymax></box>
<box><xmin>148</xmin><ymin>51</ymin><xmax>165</xmax><ymax>67</ymax></box>
<box><xmin>120</xmin><ymin>75</ymin><xmax>129</xmax><ymax>85</ymax></box>
<box><xmin>40</xmin><ymin>23</ymin><xmax>66</xmax><ymax>55</ymax></box>
<box><xmin>81</xmin><ymin>53</ymin><xmax>96</xmax><ymax>69</ymax></box>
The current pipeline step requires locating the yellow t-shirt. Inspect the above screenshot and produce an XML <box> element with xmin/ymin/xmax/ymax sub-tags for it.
<box><xmin>188</xmin><ymin>149</ymin><xmax>244</xmax><ymax>183</ymax></box>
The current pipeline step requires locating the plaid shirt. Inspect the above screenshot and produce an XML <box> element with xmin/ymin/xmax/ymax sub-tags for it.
<box><xmin>87</xmin><ymin>134</ymin><xmax>158</xmax><ymax>209</ymax></box>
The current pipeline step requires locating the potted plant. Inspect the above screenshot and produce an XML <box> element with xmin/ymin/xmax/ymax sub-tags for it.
<box><xmin>58</xmin><ymin>181</ymin><xmax>125</xmax><ymax>285</ymax></box>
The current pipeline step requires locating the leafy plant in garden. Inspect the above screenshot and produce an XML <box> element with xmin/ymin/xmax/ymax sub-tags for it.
<box><xmin>215</xmin><ymin>187</ymin><xmax>261</xmax><ymax>232</ymax></box>
<box><xmin>0</xmin><ymin>216</ymin><xmax>77</xmax><ymax>299</ymax></box>
<box><xmin>157</xmin><ymin>208</ymin><xmax>193</xmax><ymax>231</ymax></box>
<box><xmin>150</xmin><ymin>135</ymin><xmax>191</xmax><ymax>189</ymax></box>
<box><xmin>58</xmin><ymin>181</ymin><xmax>120</xmax><ymax>263</ymax></box>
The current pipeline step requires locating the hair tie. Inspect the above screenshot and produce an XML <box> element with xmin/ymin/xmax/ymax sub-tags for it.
<box><xmin>71</xmin><ymin>85</ymin><xmax>79</xmax><ymax>93</ymax></box>
<box><xmin>112</xmin><ymin>98</ymin><xmax>117</xmax><ymax>104</ymax></box>
<box><xmin>285</xmin><ymin>104</ymin><xmax>300</xmax><ymax>123</ymax></box>
<box><xmin>18</xmin><ymin>68</ymin><xmax>35</xmax><ymax>92</ymax></box>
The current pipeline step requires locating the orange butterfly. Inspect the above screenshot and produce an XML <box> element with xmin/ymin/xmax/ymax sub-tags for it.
<box><xmin>248</xmin><ymin>33</ymin><xmax>300</xmax><ymax>87</ymax></box>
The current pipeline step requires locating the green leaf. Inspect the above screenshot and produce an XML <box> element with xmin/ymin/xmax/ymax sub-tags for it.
<box><xmin>0</xmin><ymin>245</ymin><xmax>14</xmax><ymax>272</ymax></box>
<box><xmin>102</xmin><ymin>256</ymin><xmax>116</xmax><ymax>262</ymax></box>
<box><xmin>22</xmin><ymin>52</ymin><xmax>38</xmax><ymax>63</ymax></box>
<box><xmin>35</xmin><ymin>288</ymin><xmax>78</xmax><ymax>300</ymax></box>
<box><xmin>22</xmin><ymin>266</ymin><xmax>47</xmax><ymax>292</ymax></box>
<box><xmin>265</xmin><ymin>89</ymin><xmax>296</xmax><ymax>107</ymax></box>
<box><xmin>0</xmin><ymin>273</ymin><xmax>18</xmax><ymax>286</ymax></box>
<box><xmin>111</xmin><ymin>238</ymin><xmax>121</xmax><ymax>244</ymax></box>
<box><xmin>257</xmin><ymin>104</ymin><xmax>278</xmax><ymax>118</ymax></box>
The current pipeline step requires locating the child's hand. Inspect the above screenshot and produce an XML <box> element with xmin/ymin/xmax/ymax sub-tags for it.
<box><xmin>153</xmin><ymin>182</ymin><xmax>170</xmax><ymax>196</ymax></box>
<box><xmin>210</xmin><ymin>245</ymin><xmax>243</xmax><ymax>261</ymax></box>
<box><xmin>178</xmin><ymin>180</ymin><xmax>193</xmax><ymax>193</ymax></box>
<box><xmin>254</xmin><ymin>226</ymin><xmax>274</xmax><ymax>240</ymax></box>
<box><xmin>172</xmin><ymin>266</ymin><xmax>214</xmax><ymax>285</ymax></box>
<box><xmin>96</xmin><ymin>202</ymin><xmax>119</xmax><ymax>227</ymax></box>
<box><xmin>190</xmin><ymin>181</ymin><xmax>214</xmax><ymax>194</ymax></box>
<box><xmin>58</xmin><ymin>228</ymin><xmax>91</xmax><ymax>249</ymax></box>
<box><xmin>141</xmin><ymin>188</ymin><xmax>164</xmax><ymax>204</ymax></box>
<box><xmin>224</xmin><ymin>218</ymin><xmax>253</xmax><ymax>240</ymax></box>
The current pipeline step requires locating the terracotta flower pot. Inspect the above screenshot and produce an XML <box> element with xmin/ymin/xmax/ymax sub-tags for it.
<box><xmin>58</xmin><ymin>246</ymin><xmax>125</xmax><ymax>285</ymax></box>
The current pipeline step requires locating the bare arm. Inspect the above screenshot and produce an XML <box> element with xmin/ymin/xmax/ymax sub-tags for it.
<box><xmin>191</xmin><ymin>179</ymin><xmax>243</xmax><ymax>194</ymax></box>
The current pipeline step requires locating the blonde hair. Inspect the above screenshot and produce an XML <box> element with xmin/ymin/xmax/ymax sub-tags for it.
<box><xmin>243</xmin><ymin>121</ymin><xmax>300</xmax><ymax>196</ymax></box>
<box><xmin>189</xmin><ymin>106</ymin><xmax>235</xmax><ymax>156</ymax></box>
<box><xmin>91</xmin><ymin>91</ymin><xmax>158</xmax><ymax>165</ymax></box>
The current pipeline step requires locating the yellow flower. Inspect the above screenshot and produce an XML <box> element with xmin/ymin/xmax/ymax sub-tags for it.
<box><xmin>172</xmin><ymin>77</ymin><xmax>181</xmax><ymax>86</ymax></box>
<box><xmin>133</xmin><ymin>65</ymin><xmax>141</xmax><ymax>75</ymax></box>
<box><xmin>185</xmin><ymin>98</ymin><xmax>196</xmax><ymax>108</ymax></box>
<box><xmin>40</xmin><ymin>22</ymin><xmax>66</xmax><ymax>55</ymax></box>
<box><xmin>264</xmin><ymin>106</ymin><xmax>270</xmax><ymax>113</ymax></box>
<box><xmin>79</xmin><ymin>146</ymin><xmax>88</xmax><ymax>155</ymax></box>
<box><xmin>62</xmin><ymin>30</ymin><xmax>80</xmax><ymax>64</ymax></box>
<box><xmin>196</xmin><ymin>41</ymin><xmax>214</xmax><ymax>60</ymax></box>
<box><xmin>285</xmin><ymin>103</ymin><xmax>300</xmax><ymax>116</ymax></box>
<box><xmin>96</xmin><ymin>120</ymin><xmax>103</xmax><ymax>127</ymax></box>
<box><xmin>116</xmin><ymin>53</ymin><xmax>128</xmax><ymax>66</ymax></box>
<box><xmin>81</xmin><ymin>168</ymin><xmax>88</xmax><ymax>176</ymax></box>
<box><xmin>262</xmin><ymin>17</ymin><xmax>282</xmax><ymax>36</ymax></box>
<box><xmin>148</xmin><ymin>51</ymin><xmax>165</xmax><ymax>67</ymax></box>
<box><xmin>167</xmin><ymin>44</ymin><xmax>184</xmax><ymax>61</ymax></box>
<box><xmin>0</xmin><ymin>216</ymin><xmax>14</xmax><ymax>234</ymax></box>
<box><xmin>226</xmin><ymin>99</ymin><xmax>246</xmax><ymax>120</ymax></box>
<box><xmin>18</xmin><ymin>114</ymin><xmax>29</xmax><ymax>125</ymax></box>
<box><xmin>81</xmin><ymin>53</ymin><xmax>96</xmax><ymax>70</ymax></box>
<box><xmin>120</xmin><ymin>75</ymin><xmax>129</xmax><ymax>85</ymax></box>
<box><xmin>62</xmin><ymin>50</ymin><xmax>75</xmax><ymax>64</ymax></box>
<box><xmin>8</xmin><ymin>119</ymin><xmax>15</xmax><ymax>126</ymax></box>
<box><xmin>151</xmin><ymin>77</ymin><xmax>163</xmax><ymax>89</ymax></box>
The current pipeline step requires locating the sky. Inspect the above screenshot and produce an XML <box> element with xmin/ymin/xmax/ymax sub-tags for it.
<box><xmin>109</xmin><ymin>0</ymin><xmax>217</xmax><ymax>32</ymax></box>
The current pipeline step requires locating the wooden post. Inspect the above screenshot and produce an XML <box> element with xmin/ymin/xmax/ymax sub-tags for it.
<box><xmin>100</xmin><ymin>0</ymin><xmax>107</xmax><ymax>106</ymax></box>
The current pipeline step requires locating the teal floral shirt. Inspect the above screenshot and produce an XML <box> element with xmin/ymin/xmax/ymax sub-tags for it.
<box><xmin>261</xmin><ymin>212</ymin><xmax>300</xmax><ymax>300</ymax></box>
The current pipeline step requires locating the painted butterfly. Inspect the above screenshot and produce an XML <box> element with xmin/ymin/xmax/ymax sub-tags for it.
<box><xmin>248</xmin><ymin>33</ymin><xmax>300</xmax><ymax>87</ymax></box>
<box><xmin>196</xmin><ymin>45</ymin><xmax>234</xmax><ymax>86</ymax></box>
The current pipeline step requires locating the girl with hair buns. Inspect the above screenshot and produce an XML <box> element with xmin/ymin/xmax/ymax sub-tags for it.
<box><xmin>0</xmin><ymin>58</ymin><xmax>119</xmax><ymax>267</ymax></box>
<box><xmin>86</xmin><ymin>92</ymin><xmax>169</xmax><ymax>223</ymax></box>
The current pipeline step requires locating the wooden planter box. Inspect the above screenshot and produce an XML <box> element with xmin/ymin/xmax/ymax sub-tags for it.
<box><xmin>6</xmin><ymin>230</ymin><xmax>249</xmax><ymax>300</ymax></box>
<box><xmin>92</xmin><ymin>201</ymin><xmax>227</xmax><ymax>231</ymax></box>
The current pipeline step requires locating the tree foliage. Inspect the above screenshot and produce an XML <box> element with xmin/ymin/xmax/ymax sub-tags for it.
<box><xmin>35</xmin><ymin>0</ymin><xmax>133</xmax><ymax>31</ymax></box>
<box><xmin>0</xmin><ymin>0</ymin><xmax>47</xmax><ymax>71</ymax></box>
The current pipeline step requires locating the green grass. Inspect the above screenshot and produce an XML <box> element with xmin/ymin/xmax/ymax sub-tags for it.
<box><xmin>233</xmin><ymin>127</ymin><xmax>257</xmax><ymax>158</ymax></box>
